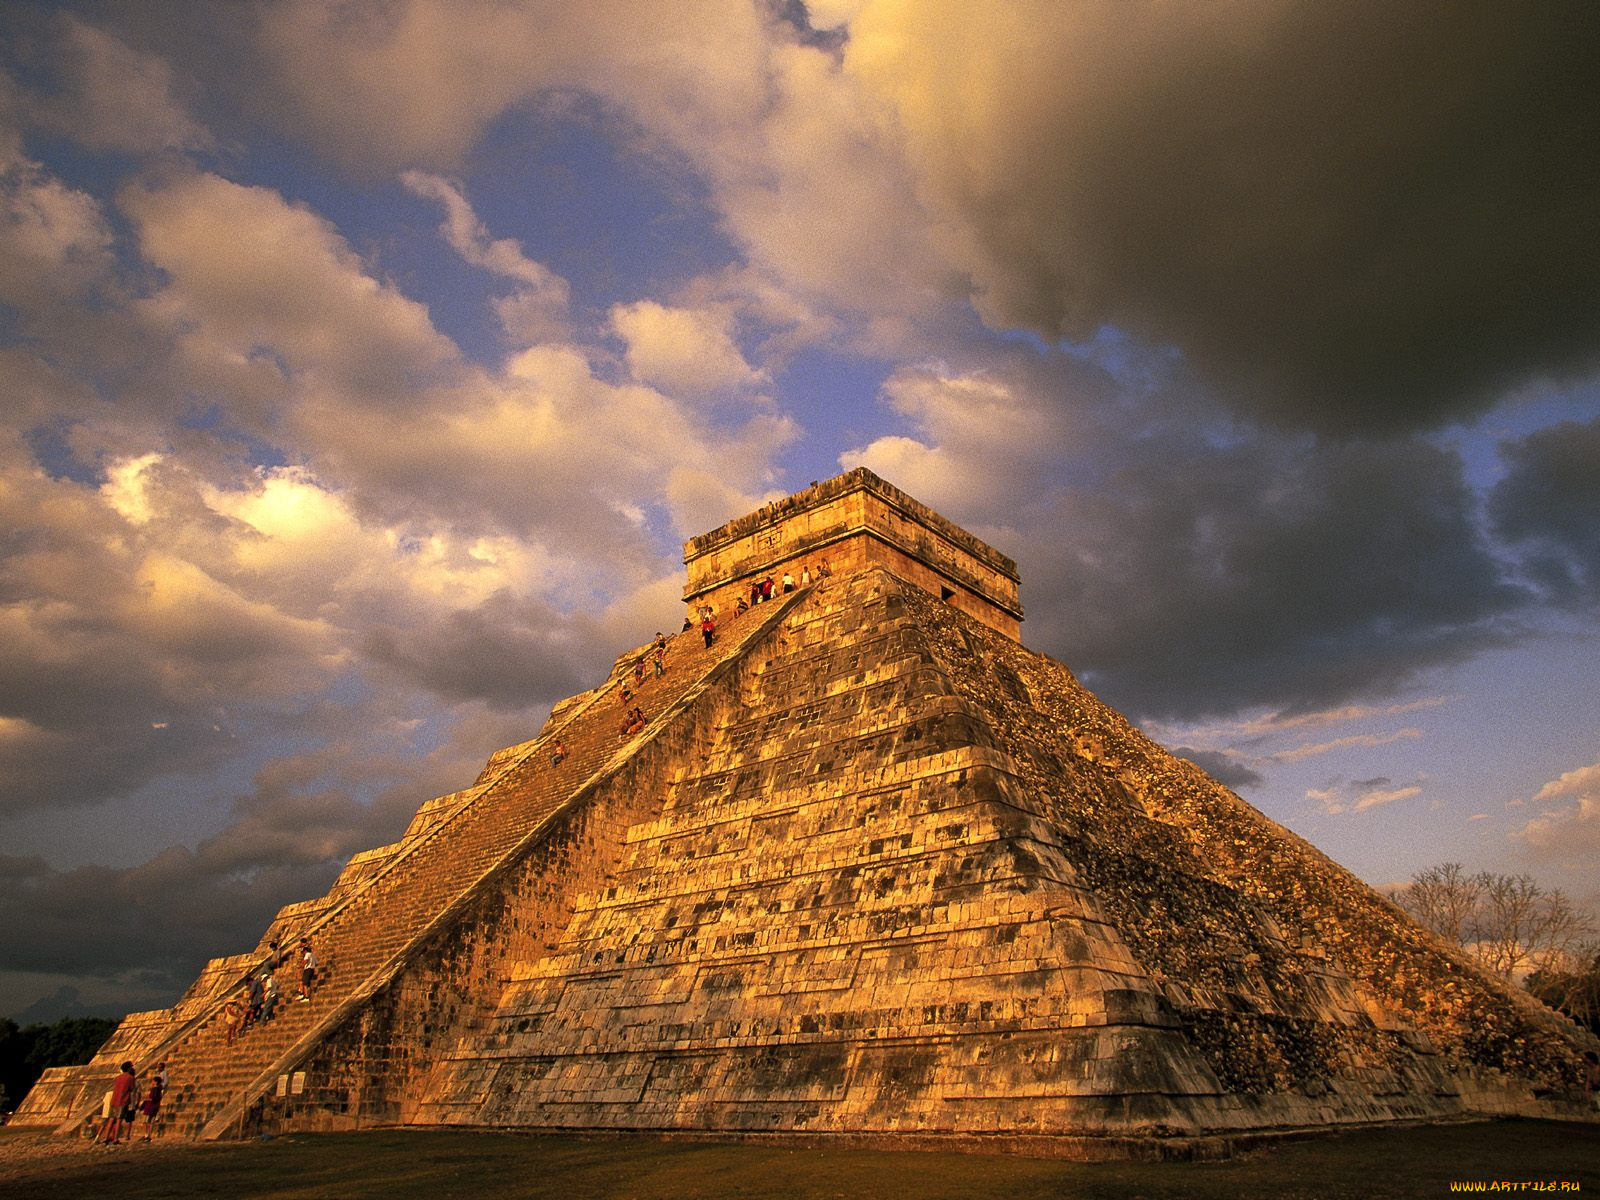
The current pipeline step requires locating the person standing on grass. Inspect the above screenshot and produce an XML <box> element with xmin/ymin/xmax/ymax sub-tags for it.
<box><xmin>138</xmin><ymin>1070</ymin><xmax>164</xmax><ymax>1140</ymax></box>
<box><xmin>96</xmin><ymin>1062</ymin><xmax>136</xmax><ymax>1145</ymax></box>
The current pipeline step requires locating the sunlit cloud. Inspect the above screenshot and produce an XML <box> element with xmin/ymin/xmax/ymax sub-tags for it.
<box><xmin>1516</xmin><ymin>761</ymin><xmax>1600</xmax><ymax>855</ymax></box>
<box><xmin>1269</xmin><ymin>728</ymin><xmax>1424</xmax><ymax>765</ymax></box>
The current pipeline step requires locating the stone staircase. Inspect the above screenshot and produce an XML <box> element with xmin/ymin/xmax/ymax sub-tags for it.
<box><xmin>41</xmin><ymin>593</ymin><xmax>805</xmax><ymax>1140</ymax></box>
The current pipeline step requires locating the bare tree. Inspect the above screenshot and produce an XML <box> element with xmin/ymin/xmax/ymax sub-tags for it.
<box><xmin>1472</xmin><ymin>874</ymin><xmax>1590</xmax><ymax>979</ymax></box>
<box><xmin>1391</xmin><ymin>862</ymin><xmax>1483</xmax><ymax>946</ymax></box>
<box><xmin>1527</xmin><ymin>940</ymin><xmax>1600</xmax><ymax>1034</ymax></box>
<box><xmin>1392</xmin><ymin>862</ymin><xmax>1595</xmax><ymax>982</ymax></box>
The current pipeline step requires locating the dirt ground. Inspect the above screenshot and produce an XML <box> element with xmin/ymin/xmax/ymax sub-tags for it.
<box><xmin>1</xmin><ymin>1119</ymin><xmax>1596</xmax><ymax>1199</ymax></box>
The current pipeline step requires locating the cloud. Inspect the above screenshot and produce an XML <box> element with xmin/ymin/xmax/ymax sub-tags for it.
<box><xmin>1353</xmin><ymin>784</ymin><xmax>1422</xmax><ymax>813</ymax></box>
<box><xmin>1516</xmin><ymin>761</ymin><xmax>1600</xmax><ymax>856</ymax></box>
<box><xmin>1490</xmin><ymin>416</ymin><xmax>1600</xmax><ymax>606</ymax></box>
<box><xmin>40</xmin><ymin>17</ymin><xmax>211</xmax><ymax>154</ymax></box>
<box><xmin>1150</xmin><ymin>697</ymin><xmax>1449</xmax><ymax>748</ymax></box>
<box><xmin>845</xmin><ymin>353</ymin><xmax>1526</xmax><ymax>721</ymax></box>
<box><xmin>1309</xmin><ymin>778</ymin><xmax>1422</xmax><ymax>816</ymax></box>
<box><xmin>841</xmin><ymin>0</ymin><xmax>1600</xmax><ymax>432</ymax></box>
<box><xmin>0</xmin><ymin>155</ymin><xmax>797</xmax><ymax>834</ymax></box>
<box><xmin>400</xmin><ymin>170</ymin><xmax>571</xmax><ymax>344</ymax></box>
<box><xmin>122</xmin><ymin>169</ymin><xmax>460</xmax><ymax>411</ymax></box>
<box><xmin>1173</xmin><ymin>748</ymin><xmax>1263</xmax><ymax>792</ymax></box>
<box><xmin>1268</xmin><ymin>728</ymin><xmax>1423</xmax><ymax>764</ymax></box>
<box><xmin>610</xmin><ymin>299</ymin><xmax>765</xmax><ymax>395</ymax></box>
<box><xmin>240</xmin><ymin>1</ymin><xmax>956</xmax><ymax>334</ymax></box>
<box><xmin>842</xmin><ymin>361</ymin><xmax>1098</xmax><ymax>524</ymax></box>
<box><xmin>1037</xmin><ymin>432</ymin><xmax>1525</xmax><ymax>720</ymax></box>
<box><xmin>0</xmin><ymin>443</ymin><xmax>343</xmax><ymax>817</ymax></box>
<box><xmin>0</xmin><ymin>154</ymin><xmax>117</xmax><ymax>314</ymax></box>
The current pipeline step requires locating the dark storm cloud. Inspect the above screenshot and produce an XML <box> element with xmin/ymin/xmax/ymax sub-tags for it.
<box><xmin>1490</xmin><ymin>416</ymin><xmax>1600</xmax><ymax>606</ymax></box>
<box><xmin>1022</xmin><ymin>432</ymin><xmax>1526</xmax><ymax>720</ymax></box>
<box><xmin>1173</xmin><ymin>748</ymin><xmax>1264</xmax><ymax>792</ymax></box>
<box><xmin>363</xmin><ymin>590</ymin><xmax>589</xmax><ymax>712</ymax></box>
<box><xmin>0</xmin><ymin>742</ymin><xmax>466</xmax><ymax>1016</ymax></box>
<box><xmin>0</xmin><ymin>851</ymin><xmax>338</xmax><ymax>984</ymax></box>
<box><xmin>862</xmin><ymin>0</ymin><xmax>1600</xmax><ymax>432</ymax></box>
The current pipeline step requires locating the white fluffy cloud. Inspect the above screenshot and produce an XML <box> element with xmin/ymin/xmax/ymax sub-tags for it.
<box><xmin>610</xmin><ymin>299</ymin><xmax>763</xmax><ymax>395</ymax></box>
<box><xmin>1517</xmin><ymin>762</ymin><xmax>1600</xmax><ymax>855</ymax></box>
<box><xmin>401</xmin><ymin>170</ymin><xmax>571</xmax><ymax>344</ymax></box>
<box><xmin>246</xmin><ymin>0</ymin><xmax>954</xmax><ymax>335</ymax></box>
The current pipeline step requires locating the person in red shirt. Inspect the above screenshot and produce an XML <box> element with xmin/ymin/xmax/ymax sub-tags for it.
<box><xmin>96</xmin><ymin>1061</ymin><xmax>137</xmax><ymax>1145</ymax></box>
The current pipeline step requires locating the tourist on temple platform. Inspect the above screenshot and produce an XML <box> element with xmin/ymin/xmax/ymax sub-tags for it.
<box><xmin>817</xmin><ymin>557</ymin><xmax>832</xmax><ymax>578</ymax></box>
<box><xmin>652</xmin><ymin>648</ymin><xmax>665</xmax><ymax>677</ymax></box>
<box><xmin>96</xmin><ymin>1061</ymin><xmax>137</xmax><ymax>1145</ymax></box>
<box><xmin>138</xmin><ymin>1070</ymin><xmax>164</xmax><ymax>1140</ymax></box>
<box><xmin>633</xmin><ymin>658</ymin><xmax>645</xmax><ymax>685</ymax></box>
<box><xmin>701</xmin><ymin>614</ymin><xmax>716</xmax><ymax>648</ymax></box>
<box><xmin>800</xmin><ymin>565</ymin><xmax>811</xmax><ymax>587</ymax></box>
<box><xmin>654</xmin><ymin>632</ymin><xmax>667</xmax><ymax>655</ymax></box>
<box><xmin>781</xmin><ymin>571</ymin><xmax>794</xmax><ymax>593</ymax></box>
<box><xmin>297</xmin><ymin>939</ymin><xmax>317</xmax><ymax>1001</ymax></box>
<box><xmin>245</xmin><ymin>971</ymin><xmax>265</xmax><ymax>1029</ymax></box>
<box><xmin>750</xmin><ymin>581</ymin><xmax>762</xmax><ymax>606</ymax></box>
<box><xmin>549</xmin><ymin>738</ymin><xmax>568</xmax><ymax>767</ymax></box>
<box><xmin>223</xmin><ymin>993</ymin><xmax>245</xmax><ymax>1044</ymax></box>
<box><xmin>681</xmin><ymin>615</ymin><xmax>691</xmax><ymax>631</ymax></box>
<box><xmin>261</xmin><ymin>971</ymin><xmax>280</xmax><ymax>1022</ymax></box>
<box><xmin>735</xmin><ymin>595</ymin><xmax>749</xmax><ymax>616</ymax></box>
<box><xmin>761</xmin><ymin>576</ymin><xmax>774</xmax><ymax>602</ymax></box>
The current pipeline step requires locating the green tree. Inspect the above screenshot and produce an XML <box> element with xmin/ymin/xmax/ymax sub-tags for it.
<box><xmin>0</xmin><ymin>1015</ymin><xmax>120</xmax><ymax>1113</ymax></box>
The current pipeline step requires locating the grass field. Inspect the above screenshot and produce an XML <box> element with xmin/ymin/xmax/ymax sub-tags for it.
<box><xmin>1</xmin><ymin>1120</ymin><xmax>1596</xmax><ymax>1199</ymax></box>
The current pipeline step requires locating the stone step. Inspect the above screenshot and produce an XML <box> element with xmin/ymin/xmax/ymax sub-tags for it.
<box><xmin>84</xmin><ymin>603</ymin><xmax>803</xmax><ymax>1141</ymax></box>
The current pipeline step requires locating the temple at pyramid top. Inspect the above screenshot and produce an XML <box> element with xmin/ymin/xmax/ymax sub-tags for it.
<box><xmin>683</xmin><ymin>467</ymin><xmax>1024</xmax><ymax>639</ymax></box>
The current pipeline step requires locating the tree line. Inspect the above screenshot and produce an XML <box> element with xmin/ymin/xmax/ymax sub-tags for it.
<box><xmin>0</xmin><ymin>1016</ymin><xmax>120</xmax><ymax>1117</ymax></box>
<box><xmin>1390</xmin><ymin>862</ymin><xmax>1599</xmax><ymax>1034</ymax></box>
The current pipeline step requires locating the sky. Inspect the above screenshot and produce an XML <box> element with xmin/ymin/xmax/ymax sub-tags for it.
<box><xmin>1</xmin><ymin>0</ymin><xmax>1597</xmax><ymax>1024</ymax></box>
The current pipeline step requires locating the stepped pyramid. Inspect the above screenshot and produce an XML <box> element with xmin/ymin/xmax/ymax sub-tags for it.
<box><xmin>17</xmin><ymin>469</ymin><xmax>1594</xmax><ymax>1157</ymax></box>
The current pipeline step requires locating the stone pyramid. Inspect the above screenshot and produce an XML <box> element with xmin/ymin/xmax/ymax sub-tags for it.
<box><xmin>18</xmin><ymin>470</ymin><xmax>1593</xmax><ymax>1158</ymax></box>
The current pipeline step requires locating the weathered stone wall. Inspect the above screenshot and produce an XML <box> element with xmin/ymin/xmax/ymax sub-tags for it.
<box><xmin>903</xmin><ymin>585</ymin><xmax>1592</xmax><ymax>1106</ymax></box>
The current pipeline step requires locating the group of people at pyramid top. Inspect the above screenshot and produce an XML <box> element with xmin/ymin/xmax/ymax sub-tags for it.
<box><xmin>740</xmin><ymin>558</ymin><xmax>829</xmax><ymax>613</ymax></box>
